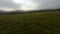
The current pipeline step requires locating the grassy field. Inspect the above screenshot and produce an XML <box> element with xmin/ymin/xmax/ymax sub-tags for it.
<box><xmin>0</xmin><ymin>11</ymin><xmax>60</xmax><ymax>34</ymax></box>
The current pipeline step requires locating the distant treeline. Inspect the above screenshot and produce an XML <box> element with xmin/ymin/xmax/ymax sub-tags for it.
<box><xmin>0</xmin><ymin>9</ymin><xmax>60</xmax><ymax>15</ymax></box>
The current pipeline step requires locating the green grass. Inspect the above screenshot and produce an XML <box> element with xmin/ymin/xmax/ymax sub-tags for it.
<box><xmin>0</xmin><ymin>11</ymin><xmax>60</xmax><ymax>34</ymax></box>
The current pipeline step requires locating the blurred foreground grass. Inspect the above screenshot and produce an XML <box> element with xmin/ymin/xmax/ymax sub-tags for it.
<box><xmin>0</xmin><ymin>11</ymin><xmax>60</xmax><ymax>34</ymax></box>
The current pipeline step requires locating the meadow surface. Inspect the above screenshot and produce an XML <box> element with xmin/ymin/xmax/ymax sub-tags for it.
<box><xmin>0</xmin><ymin>11</ymin><xmax>60</xmax><ymax>34</ymax></box>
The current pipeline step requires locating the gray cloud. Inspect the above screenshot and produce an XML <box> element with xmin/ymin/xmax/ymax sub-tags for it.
<box><xmin>34</xmin><ymin>0</ymin><xmax>60</xmax><ymax>9</ymax></box>
<box><xmin>0</xmin><ymin>0</ymin><xmax>20</xmax><ymax>9</ymax></box>
<box><xmin>0</xmin><ymin>0</ymin><xmax>60</xmax><ymax>10</ymax></box>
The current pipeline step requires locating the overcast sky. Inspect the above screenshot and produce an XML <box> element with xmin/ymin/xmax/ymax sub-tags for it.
<box><xmin>0</xmin><ymin>0</ymin><xmax>60</xmax><ymax>11</ymax></box>
<box><xmin>0</xmin><ymin>0</ymin><xmax>20</xmax><ymax>10</ymax></box>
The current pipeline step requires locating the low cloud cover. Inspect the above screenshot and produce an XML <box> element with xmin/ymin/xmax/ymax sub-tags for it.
<box><xmin>35</xmin><ymin>0</ymin><xmax>60</xmax><ymax>9</ymax></box>
<box><xmin>0</xmin><ymin>0</ymin><xmax>60</xmax><ymax>10</ymax></box>
<box><xmin>0</xmin><ymin>0</ymin><xmax>20</xmax><ymax>10</ymax></box>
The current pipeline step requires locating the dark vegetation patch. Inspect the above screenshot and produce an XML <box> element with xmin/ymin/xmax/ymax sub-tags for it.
<box><xmin>0</xmin><ymin>10</ymin><xmax>60</xmax><ymax>34</ymax></box>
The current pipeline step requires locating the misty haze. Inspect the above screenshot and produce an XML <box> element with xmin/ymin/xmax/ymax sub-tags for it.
<box><xmin>0</xmin><ymin>0</ymin><xmax>60</xmax><ymax>11</ymax></box>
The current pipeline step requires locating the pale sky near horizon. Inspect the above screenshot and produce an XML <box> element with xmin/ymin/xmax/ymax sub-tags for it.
<box><xmin>0</xmin><ymin>0</ymin><xmax>60</xmax><ymax>11</ymax></box>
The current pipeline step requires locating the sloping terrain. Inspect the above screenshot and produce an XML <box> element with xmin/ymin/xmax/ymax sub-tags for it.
<box><xmin>0</xmin><ymin>11</ymin><xmax>60</xmax><ymax>34</ymax></box>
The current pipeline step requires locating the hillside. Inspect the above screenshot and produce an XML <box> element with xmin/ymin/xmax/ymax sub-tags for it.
<box><xmin>0</xmin><ymin>11</ymin><xmax>60</xmax><ymax>34</ymax></box>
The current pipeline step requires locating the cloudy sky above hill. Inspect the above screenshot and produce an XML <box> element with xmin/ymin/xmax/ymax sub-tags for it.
<box><xmin>0</xmin><ymin>0</ymin><xmax>60</xmax><ymax>11</ymax></box>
